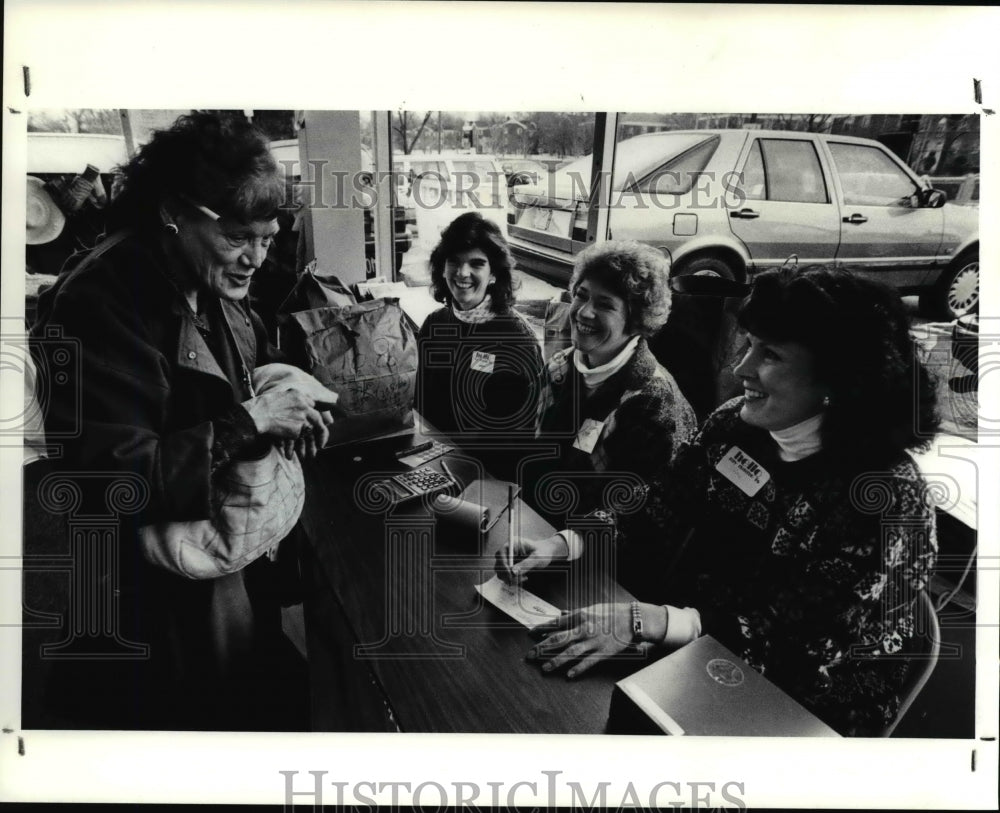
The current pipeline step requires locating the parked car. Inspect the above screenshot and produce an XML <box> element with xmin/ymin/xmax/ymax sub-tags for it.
<box><xmin>393</xmin><ymin>152</ymin><xmax>509</xmax><ymax>241</ymax></box>
<box><xmin>507</xmin><ymin>130</ymin><xmax>979</xmax><ymax>319</ymax></box>
<box><xmin>499</xmin><ymin>158</ymin><xmax>549</xmax><ymax>187</ymax></box>
<box><xmin>395</xmin><ymin>152</ymin><xmax>507</xmax><ymax>206</ymax></box>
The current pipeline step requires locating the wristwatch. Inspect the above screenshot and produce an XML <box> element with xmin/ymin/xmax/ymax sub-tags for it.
<box><xmin>629</xmin><ymin>600</ymin><xmax>643</xmax><ymax>644</ymax></box>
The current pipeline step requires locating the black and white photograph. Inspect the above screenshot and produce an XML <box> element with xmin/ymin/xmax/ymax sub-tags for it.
<box><xmin>2</xmin><ymin>2</ymin><xmax>998</xmax><ymax>809</ymax></box>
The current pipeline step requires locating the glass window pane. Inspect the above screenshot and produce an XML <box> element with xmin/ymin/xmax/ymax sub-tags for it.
<box><xmin>636</xmin><ymin>136</ymin><xmax>721</xmax><ymax>195</ymax></box>
<box><xmin>389</xmin><ymin>111</ymin><xmax>596</xmax><ymax>270</ymax></box>
<box><xmin>738</xmin><ymin>140</ymin><xmax>766</xmax><ymax>201</ymax></box>
<box><xmin>828</xmin><ymin>141</ymin><xmax>918</xmax><ymax>206</ymax></box>
<box><xmin>760</xmin><ymin>139</ymin><xmax>828</xmax><ymax>203</ymax></box>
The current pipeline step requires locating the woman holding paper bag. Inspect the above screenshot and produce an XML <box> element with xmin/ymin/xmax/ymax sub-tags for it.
<box><xmin>500</xmin><ymin>267</ymin><xmax>940</xmax><ymax>736</ymax></box>
<box><xmin>532</xmin><ymin>240</ymin><xmax>696</xmax><ymax>520</ymax></box>
<box><xmin>31</xmin><ymin>112</ymin><xmax>337</xmax><ymax>729</ymax></box>
<box><xmin>415</xmin><ymin>212</ymin><xmax>543</xmax><ymax>440</ymax></box>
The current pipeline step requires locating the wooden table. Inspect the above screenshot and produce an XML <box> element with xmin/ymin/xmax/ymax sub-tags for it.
<box><xmin>297</xmin><ymin>421</ymin><xmax>641</xmax><ymax>733</ymax></box>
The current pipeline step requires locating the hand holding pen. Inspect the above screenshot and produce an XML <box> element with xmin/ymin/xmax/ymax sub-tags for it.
<box><xmin>496</xmin><ymin>533</ymin><xmax>571</xmax><ymax>585</ymax></box>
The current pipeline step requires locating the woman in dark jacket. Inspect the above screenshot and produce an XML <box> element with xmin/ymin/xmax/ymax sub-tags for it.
<box><xmin>530</xmin><ymin>240</ymin><xmax>696</xmax><ymax>524</ymax></box>
<box><xmin>30</xmin><ymin>112</ymin><xmax>337</xmax><ymax>730</ymax></box>
<box><xmin>415</xmin><ymin>212</ymin><xmax>543</xmax><ymax>447</ymax></box>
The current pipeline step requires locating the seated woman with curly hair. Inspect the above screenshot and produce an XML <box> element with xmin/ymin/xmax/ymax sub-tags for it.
<box><xmin>530</xmin><ymin>240</ymin><xmax>696</xmax><ymax>523</ymax></box>
<box><xmin>503</xmin><ymin>266</ymin><xmax>940</xmax><ymax>736</ymax></box>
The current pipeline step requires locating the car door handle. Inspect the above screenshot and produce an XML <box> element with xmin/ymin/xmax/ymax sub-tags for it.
<box><xmin>842</xmin><ymin>213</ymin><xmax>868</xmax><ymax>224</ymax></box>
<box><xmin>730</xmin><ymin>208</ymin><xmax>760</xmax><ymax>219</ymax></box>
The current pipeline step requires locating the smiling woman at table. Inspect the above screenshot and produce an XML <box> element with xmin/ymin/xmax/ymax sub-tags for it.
<box><xmin>501</xmin><ymin>267</ymin><xmax>941</xmax><ymax>736</ymax></box>
<box><xmin>415</xmin><ymin>212</ymin><xmax>543</xmax><ymax>441</ymax></box>
<box><xmin>532</xmin><ymin>240</ymin><xmax>696</xmax><ymax>521</ymax></box>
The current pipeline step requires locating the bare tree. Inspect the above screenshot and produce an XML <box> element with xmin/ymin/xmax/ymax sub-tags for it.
<box><xmin>28</xmin><ymin>108</ymin><xmax>122</xmax><ymax>134</ymax></box>
<box><xmin>393</xmin><ymin>111</ymin><xmax>434</xmax><ymax>154</ymax></box>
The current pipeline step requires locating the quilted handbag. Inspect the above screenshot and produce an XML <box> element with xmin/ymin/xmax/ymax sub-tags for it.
<box><xmin>137</xmin><ymin>368</ymin><xmax>308</xmax><ymax>580</ymax></box>
<box><xmin>138</xmin><ymin>446</ymin><xmax>304</xmax><ymax>580</ymax></box>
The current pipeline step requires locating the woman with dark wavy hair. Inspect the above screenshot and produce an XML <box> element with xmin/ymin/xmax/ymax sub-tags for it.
<box><xmin>503</xmin><ymin>266</ymin><xmax>939</xmax><ymax>736</ymax></box>
<box><xmin>415</xmin><ymin>212</ymin><xmax>542</xmax><ymax>440</ymax></box>
<box><xmin>31</xmin><ymin>112</ymin><xmax>336</xmax><ymax>730</ymax></box>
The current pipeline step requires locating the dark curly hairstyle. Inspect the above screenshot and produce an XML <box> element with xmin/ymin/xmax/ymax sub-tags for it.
<box><xmin>107</xmin><ymin>111</ymin><xmax>286</xmax><ymax>232</ymax></box>
<box><xmin>429</xmin><ymin>212</ymin><xmax>516</xmax><ymax>313</ymax></box>
<box><xmin>570</xmin><ymin>241</ymin><xmax>672</xmax><ymax>337</ymax></box>
<box><xmin>737</xmin><ymin>266</ymin><xmax>939</xmax><ymax>463</ymax></box>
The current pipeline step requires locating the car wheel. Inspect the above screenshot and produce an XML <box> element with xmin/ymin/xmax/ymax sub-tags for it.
<box><xmin>924</xmin><ymin>250</ymin><xmax>979</xmax><ymax>320</ymax></box>
<box><xmin>673</xmin><ymin>256</ymin><xmax>736</xmax><ymax>281</ymax></box>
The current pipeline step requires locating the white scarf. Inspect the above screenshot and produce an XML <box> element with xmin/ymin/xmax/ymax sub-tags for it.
<box><xmin>451</xmin><ymin>294</ymin><xmax>494</xmax><ymax>324</ymax></box>
<box><xmin>769</xmin><ymin>412</ymin><xmax>824</xmax><ymax>462</ymax></box>
<box><xmin>573</xmin><ymin>335</ymin><xmax>641</xmax><ymax>390</ymax></box>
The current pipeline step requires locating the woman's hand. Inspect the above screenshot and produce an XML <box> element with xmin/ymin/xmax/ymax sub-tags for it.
<box><xmin>527</xmin><ymin>603</ymin><xmax>633</xmax><ymax>679</ymax></box>
<box><xmin>248</xmin><ymin>366</ymin><xmax>339</xmax><ymax>459</ymax></box>
<box><xmin>243</xmin><ymin>385</ymin><xmax>336</xmax><ymax>457</ymax></box>
<box><xmin>495</xmin><ymin>533</ymin><xmax>570</xmax><ymax>585</ymax></box>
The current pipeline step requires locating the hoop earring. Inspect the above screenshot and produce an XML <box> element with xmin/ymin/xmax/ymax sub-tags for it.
<box><xmin>164</xmin><ymin>222</ymin><xmax>179</xmax><ymax>236</ymax></box>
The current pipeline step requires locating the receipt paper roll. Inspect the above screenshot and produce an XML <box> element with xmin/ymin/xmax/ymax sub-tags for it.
<box><xmin>431</xmin><ymin>494</ymin><xmax>490</xmax><ymax>532</ymax></box>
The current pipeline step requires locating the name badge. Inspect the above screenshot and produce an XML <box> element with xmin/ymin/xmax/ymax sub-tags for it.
<box><xmin>715</xmin><ymin>446</ymin><xmax>771</xmax><ymax>497</ymax></box>
<box><xmin>573</xmin><ymin>418</ymin><xmax>606</xmax><ymax>454</ymax></box>
<box><xmin>470</xmin><ymin>351</ymin><xmax>496</xmax><ymax>374</ymax></box>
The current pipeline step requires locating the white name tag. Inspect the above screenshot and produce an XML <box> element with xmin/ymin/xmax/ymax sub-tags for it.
<box><xmin>470</xmin><ymin>350</ymin><xmax>496</xmax><ymax>374</ymax></box>
<box><xmin>573</xmin><ymin>418</ymin><xmax>606</xmax><ymax>454</ymax></box>
<box><xmin>715</xmin><ymin>446</ymin><xmax>771</xmax><ymax>497</ymax></box>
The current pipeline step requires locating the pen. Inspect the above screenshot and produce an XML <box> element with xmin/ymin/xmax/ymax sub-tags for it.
<box><xmin>507</xmin><ymin>484</ymin><xmax>515</xmax><ymax>571</ymax></box>
<box><xmin>395</xmin><ymin>440</ymin><xmax>433</xmax><ymax>459</ymax></box>
<box><xmin>441</xmin><ymin>460</ymin><xmax>458</xmax><ymax>490</ymax></box>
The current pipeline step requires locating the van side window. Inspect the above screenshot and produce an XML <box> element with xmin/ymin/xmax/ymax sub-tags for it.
<box><xmin>759</xmin><ymin>139</ymin><xmax>829</xmax><ymax>204</ymax></box>
<box><xmin>828</xmin><ymin>142</ymin><xmax>919</xmax><ymax>206</ymax></box>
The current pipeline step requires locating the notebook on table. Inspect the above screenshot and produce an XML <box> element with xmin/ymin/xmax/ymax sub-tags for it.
<box><xmin>608</xmin><ymin>635</ymin><xmax>841</xmax><ymax>737</ymax></box>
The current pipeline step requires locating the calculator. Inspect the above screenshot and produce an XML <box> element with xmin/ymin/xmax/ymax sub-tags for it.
<box><xmin>376</xmin><ymin>466</ymin><xmax>458</xmax><ymax>504</ymax></box>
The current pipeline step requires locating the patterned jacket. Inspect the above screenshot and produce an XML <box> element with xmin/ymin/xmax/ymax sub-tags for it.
<box><xmin>586</xmin><ymin>398</ymin><xmax>938</xmax><ymax>736</ymax></box>
<box><xmin>531</xmin><ymin>337</ymin><xmax>697</xmax><ymax>523</ymax></box>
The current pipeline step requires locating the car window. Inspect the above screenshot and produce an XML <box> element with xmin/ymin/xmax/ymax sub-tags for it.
<box><xmin>828</xmin><ymin>142</ymin><xmax>918</xmax><ymax>206</ymax></box>
<box><xmin>635</xmin><ymin>136</ymin><xmax>721</xmax><ymax>195</ymax></box>
<box><xmin>553</xmin><ymin>132</ymin><xmax>715</xmax><ymax>196</ymax></box>
<box><xmin>739</xmin><ymin>140</ymin><xmax>767</xmax><ymax>201</ymax></box>
<box><xmin>759</xmin><ymin>139</ymin><xmax>828</xmax><ymax>203</ymax></box>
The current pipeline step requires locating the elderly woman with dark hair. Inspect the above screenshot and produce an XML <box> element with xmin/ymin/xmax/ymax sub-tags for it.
<box><xmin>503</xmin><ymin>267</ymin><xmax>940</xmax><ymax>736</ymax></box>
<box><xmin>415</xmin><ymin>212</ymin><xmax>543</xmax><ymax>439</ymax></box>
<box><xmin>532</xmin><ymin>240</ymin><xmax>696</xmax><ymax>520</ymax></box>
<box><xmin>31</xmin><ymin>112</ymin><xmax>337</xmax><ymax>730</ymax></box>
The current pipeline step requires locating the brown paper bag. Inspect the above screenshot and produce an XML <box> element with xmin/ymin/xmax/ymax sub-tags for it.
<box><xmin>282</xmin><ymin>298</ymin><xmax>418</xmax><ymax>445</ymax></box>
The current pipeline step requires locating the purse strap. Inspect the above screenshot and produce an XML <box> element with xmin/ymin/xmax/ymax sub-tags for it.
<box><xmin>64</xmin><ymin>230</ymin><xmax>132</xmax><ymax>278</ymax></box>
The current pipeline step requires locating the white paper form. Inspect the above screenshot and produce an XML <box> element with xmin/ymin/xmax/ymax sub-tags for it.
<box><xmin>475</xmin><ymin>575</ymin><xmax>563</xmax><ymax>629</ymax></box>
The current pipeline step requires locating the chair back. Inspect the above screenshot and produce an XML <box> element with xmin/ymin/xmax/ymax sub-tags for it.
<box><xmin>882</xmin><ymin>589</ymin><xmax>940</xmax><ymax>736</ymax></box>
